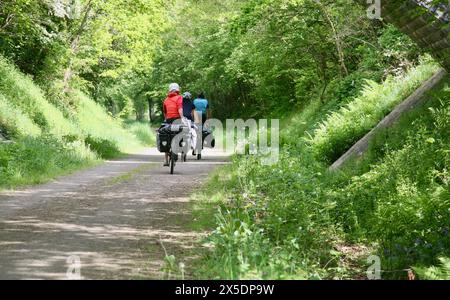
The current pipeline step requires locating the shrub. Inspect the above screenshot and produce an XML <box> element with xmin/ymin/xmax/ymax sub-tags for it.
<box><xmin>84</xmin><ymin>135</ymin><xmax>121</xmax><ymax>159</ymax></box>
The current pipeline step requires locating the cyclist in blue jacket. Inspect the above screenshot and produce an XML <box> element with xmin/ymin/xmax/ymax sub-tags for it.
<box><xmin>193</xmin><ymin>92</ymin><xmax>211</xmax><ymax>125</ymax></box>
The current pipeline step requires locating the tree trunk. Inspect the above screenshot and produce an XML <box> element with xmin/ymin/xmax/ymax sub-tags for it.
<box><xmin>136</xmin><ymin>110</ymin><xmax>145</xmax><ymax>122</ymax></box>
<box><xmin>318</xmin><ymin>51</ymin><xmax>329</xmax><ymax>103</ymax></box>
<box><xmin>315</xmin><ymin>0</ymin><xmax>349</xmax><ymax>77</ymax></box>
<box><xmin>62</xmin><ymin>0</ymin><xmax>94</xmax><ymax>93</ymax></box>
<box><xmin>148</xmin><ymin>98</ymin><xmax>154</xmax><ymax>123</ymax></box>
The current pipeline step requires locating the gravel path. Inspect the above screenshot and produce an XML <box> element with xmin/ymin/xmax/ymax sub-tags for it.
<box><xmin>0</xmin><ymin>148</ymin><xmax>230</xmax><ymax>280</ymax></box>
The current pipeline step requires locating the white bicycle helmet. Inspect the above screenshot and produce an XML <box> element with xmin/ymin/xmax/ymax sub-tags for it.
<box><xmin>169</xmin><ymin>83</ymin><xmax>180</xmax><ymax>93</ymax></box>
<box><xmin>183</xmin><ymin>92</ymin><xmax>192</xmax><ymax>99</ymax></box>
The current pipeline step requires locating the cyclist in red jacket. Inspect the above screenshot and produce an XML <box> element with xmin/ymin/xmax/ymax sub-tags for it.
<box><xmin>163</xmin><ymin>83</ymin><xmax>183</xmax><ymax>123</ymax></box>
<box><xmin>162</xmin><ymin>83</ymin><xmax>183</xmax><ymax>166</ymax></box>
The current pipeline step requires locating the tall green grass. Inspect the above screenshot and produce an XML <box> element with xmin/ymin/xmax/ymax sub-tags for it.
<box><xmin>414</xmin><ymin>257</ymin><xmax>450</xmax><ymax>280</ymax></box>
<box><xmin>0</xmin><ymin>93</ymin><xmax>41</xmax><ymax>138</ymax></box>
<box><xmin>0</xmin><ymin>135</ymin><xmax>97</xmax><ymax>188</ymax></box>
<box><xmin>331</xmin><ymin>83</ymin><xmax>450</xmax><ymax>275</ymax></box>
<box><xmin>123</xmin><ymin>120</ymin><xmax>156</xmax><ymax>146</ymax></box>
<box><xmin>192</xmin><ymin>61</ymin><xmax>449</xmax><ymax>279</ymax></box>
<box><xmin>0</xmin><ymin>55</ymin><xmax>149</xmax><ymax>189</ymax></box>
<box><xmin>0</xmin><ymin>56</ymin><xmax>80</xmax><ymax>137</ymax></box>
<box><xmin>307</xmin><ymin>57</ymin><xmax>439</xmax><ymax>163</ymax></box>
<box><xmin>75</xmin><ymin>92</ymin><xmax>144</xmax><ymax>153</ymax></box>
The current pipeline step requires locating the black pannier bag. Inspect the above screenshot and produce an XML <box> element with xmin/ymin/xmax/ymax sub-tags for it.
<box><xmin>156</xmin><ymin>124</ymin><xmax>186</xmax><ymax>153</ymax></box>
<box><xmin>157</xmin><ymin>124</ymin><xmax>175</xmax><ymax>153</ymax></box>
<box><xmin>157</xmin><ymin>131</ymin><xmax>171</xmax><ymax>153</ymax></box>
<box><xmin>202</xmin><ymin>128</ymin><xmax>215</xmax><ymax>149</ymax></box>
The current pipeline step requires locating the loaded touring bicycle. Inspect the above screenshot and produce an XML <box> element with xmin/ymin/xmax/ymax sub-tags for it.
<box><xmin>156</xmin><ymin>121</ymin><xmax>216</xmax><ymax>174</ymax></box>
<box><xmin>156</xmin><ymin>123</ymin><xmax>190</xmax><ymax>174</ymax></box>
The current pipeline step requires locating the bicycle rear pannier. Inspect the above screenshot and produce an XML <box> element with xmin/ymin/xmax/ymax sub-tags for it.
<box><xmin>202</xmin><ymin>128</ymin><xmax>215</xmax><ymax>148</ymax></box>
<box><xmin>157</xmin><ymin>132</ymin><xmax>171</xmax><ymax>153</ymax></box>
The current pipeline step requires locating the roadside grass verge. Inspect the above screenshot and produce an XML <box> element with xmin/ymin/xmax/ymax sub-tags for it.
<box><xmin>74</xmin><ymin>93</ymin><xmax>146</xmax><ymax>154</ymax></box>
<box><xmin>123</xmin><ymin>120</ymin><xmax>156</xmax><ymax>146</ymax></box>
<box><xmin>0</xmin><ymin>93</ymin><xmax>41</xmax><ymax>138</ymax></box>
<box><xmin>189</xmin><ymin>163</ymin><xmax>237</xmax><ymax>232</ymax></box>
<box><xmin>0</xmin><ymin>55</ymin><xmax>149</xmax><ymax>189</ymax></box>
<box><xmin>191</xmin><ymin>63</ymin><xmax>449</xmax><ymax>279</ymax></box>
<box><xmin>0</xmin><ymin>135</ymin><xmax>98</xmax><ymax>189</ymax></box>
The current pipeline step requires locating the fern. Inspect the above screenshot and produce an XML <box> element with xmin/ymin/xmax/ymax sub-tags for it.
<box><xmin>414</xmin><ymin>257</ymin><xmax>450</xmax><ymax>280</ymax></box>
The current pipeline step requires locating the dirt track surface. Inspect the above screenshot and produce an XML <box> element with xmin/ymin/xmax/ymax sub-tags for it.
<box><xmin>0</xmin><ymin>148</ymin><xmax>230</xmax><ymax>280</ymax></box>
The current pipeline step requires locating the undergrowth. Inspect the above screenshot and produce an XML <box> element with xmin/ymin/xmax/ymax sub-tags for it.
<box><xmin>0</xmin><ymin>55</ymin><xmax>150</xmax><ymax>189</ymax></box>
<box><xmin>192</xmin><ymin>61</ymin><xmax>449</xmax><ymax>279</ymax></box>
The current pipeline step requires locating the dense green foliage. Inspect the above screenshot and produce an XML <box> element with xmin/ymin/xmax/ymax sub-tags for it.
<box><xmin>0</xmin><ymin>1</ymin><xmax>160</xmax><ymax>188</ymax></box>
<box><xmin>307</xmin><ymin>59</ymin><xmax>439</xmax><ymax>163</ymax></box>
<box><xmin>0</xmin><ymin>0</ymin><xmax>430</xmax><ymax>121</ymax></box>
<box><xmin>0</xmin><ymin>135</ymin><xmax>96</xmax><ymax>187</ymax></box>
<box><xmin>149</xmin><ymin>0</ymin><xmax>423</xmax><ymax>119</ymax></box>
<box><xmin>0</xmin><ymin>0</ymin><xmax>168</xmax><ymax>120</ymax></box>
<box><xmin>193</xmin><ymin>67</ymin><xmax>449</xmax><ymax>280</ymax></box>
<box><xmin>414</xmin><ymin>257</ymin><xmax>450</xmax><ymax>280</ymax></box>
<box><xmin>123</xmin><ymin>120</ymin><xmax>156</xmax><ymax>146</ymax></box>
<box><xmin>156</xmin><ymin>0</ymin><xmax>449</xmax><ymax>280</ymax></box>
<box><xmin>0</xmin><ymin>56</ymin><xmax>150</xmax><ymax>189</ymax></box>
<box><xmin>1</xmin><ymin>0</ymin><xmax>448</xmax><ymax>280</ymax></box>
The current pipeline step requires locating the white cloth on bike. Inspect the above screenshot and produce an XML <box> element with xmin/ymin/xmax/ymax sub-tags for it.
<box><xmin>182</xmin><ymin>118</ymin><xmax>197</xmax><ymax>151</ymax></box>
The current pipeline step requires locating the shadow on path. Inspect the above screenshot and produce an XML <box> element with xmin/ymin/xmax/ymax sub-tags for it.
<box><xmin>0</xmin><ymin>148</ymin><xmax>230</xmax><ymax>279</ymax></box>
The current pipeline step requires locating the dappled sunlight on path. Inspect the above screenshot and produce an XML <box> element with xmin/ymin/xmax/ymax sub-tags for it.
<box><xmin>0</xmin><ymin>148</ymin><xmax>230</xmax><ymax>279</ymax></box>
